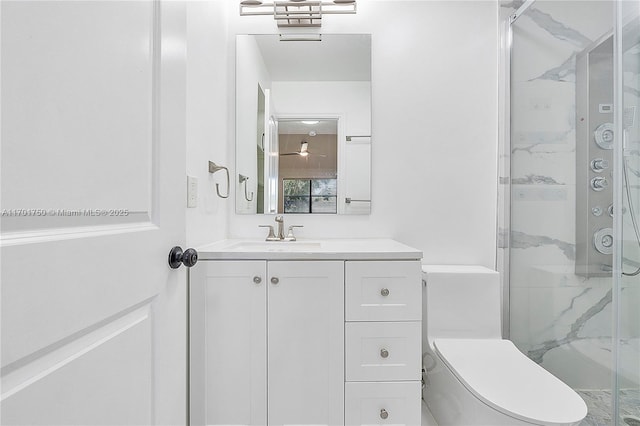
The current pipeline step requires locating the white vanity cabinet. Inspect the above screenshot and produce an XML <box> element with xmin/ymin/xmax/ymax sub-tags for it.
<box><xmin>192</xmin><ymin>239</ymin><xmax>423</xmax><ymax>426</ymax></box>
<box><xmin>190</xmin><ymin>259</ymin><xmax>344</xmax><ymax>426</ymax></box>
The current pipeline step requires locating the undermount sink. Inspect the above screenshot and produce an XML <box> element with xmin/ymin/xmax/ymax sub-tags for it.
<box><xmin>225</xmin><ymin>241</ymin><xmax>323</xmax><ymax>252</ymax></box>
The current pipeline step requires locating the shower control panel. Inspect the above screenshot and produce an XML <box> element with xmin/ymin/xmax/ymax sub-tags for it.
<box><xmin>576</xmin><ymin>36</ymin><xmax>613</xmax><ymax>277</ymax></box>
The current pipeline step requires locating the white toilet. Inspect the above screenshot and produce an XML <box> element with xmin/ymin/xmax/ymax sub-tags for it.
<box><xmin>422</xmin><ymin>265</ymin><xmax>588</xmax><ymax>426</ymax></box>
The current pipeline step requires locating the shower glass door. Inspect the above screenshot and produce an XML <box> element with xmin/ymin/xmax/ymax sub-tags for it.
<box><xmin>617</xmin><ymin>1</ymin><xmax>640</xmax><ymax>424</ymax></box>
<box><xmin>507</xmin><ymin>1</ymin><xmax>617</xmax><ymax>424</ymax></box>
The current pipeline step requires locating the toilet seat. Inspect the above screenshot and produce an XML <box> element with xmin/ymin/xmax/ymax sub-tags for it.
<box><xmin>433</xmin><ymin>339</ymin><xmax>588</xmax><ymax>425</ymax></box>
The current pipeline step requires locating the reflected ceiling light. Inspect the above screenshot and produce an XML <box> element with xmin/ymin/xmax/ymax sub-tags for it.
<box><xmin>308</xmin><ymin>130</ymin><xmax>317</xmax><ymax>136</ymax></box>
<box><xmin>239</xmin><ymin>0</ymin><xmax>357</xmax><ymax>28</ymax></box>
<box><xmin>302</xmin><ymin>120</ymin><xmax>319</xmax><ymax>125</ymax></box>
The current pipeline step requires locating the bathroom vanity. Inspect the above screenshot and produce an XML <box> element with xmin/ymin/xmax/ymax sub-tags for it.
<box><xmin>189</xmin><ymin>239</ymin><xmax>422</xmax><ymax>426</ymax></box>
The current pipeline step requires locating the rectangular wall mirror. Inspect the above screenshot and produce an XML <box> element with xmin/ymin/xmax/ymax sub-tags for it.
<box><xmin>235</xmin><ymin>34</ymin><xmax>372</xmax><ymax>215</ymax></box>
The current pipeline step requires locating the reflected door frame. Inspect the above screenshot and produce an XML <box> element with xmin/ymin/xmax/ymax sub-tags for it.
<box><xmin>274</xmin><ymin>113</ymin><xmax>346</xmax><ymax>214</ymax></box>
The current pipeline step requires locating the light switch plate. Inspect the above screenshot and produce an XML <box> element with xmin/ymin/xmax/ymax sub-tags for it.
<box><xmin>187</xmin><ymin>176</ymin><xmax>197</xmax><ymax>208</ymax></box>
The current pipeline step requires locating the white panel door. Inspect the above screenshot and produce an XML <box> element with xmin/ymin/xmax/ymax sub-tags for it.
<box><xmin>267</xmin><ymin>261</ymin><xmax>344</xmax><ymax>426</ymax></box>
<box><xmin>1</xmin><ymin>1</ymin><xmax>187</xmax><ymax>424</ymax></box>
<box><xmin>189</xmin><ymin>260</ymin><xmax>267</xmax><ymax>426</ymax></box>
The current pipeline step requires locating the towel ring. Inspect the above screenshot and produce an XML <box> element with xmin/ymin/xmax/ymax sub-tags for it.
<box><xmin>208</xmin><ymin>161</ymin><xmax>229</xmax><ymax>198</ymax></box>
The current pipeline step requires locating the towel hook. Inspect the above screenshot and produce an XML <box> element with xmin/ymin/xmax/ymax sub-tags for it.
<box><xmin>238</xmin><ymin>174</ymin><xmax>254</xmax><ymax>202</ymax></box>
<box><xmin>208</xmin><ymin>161</ymin><xmax>229</xmax><ymax>198</ymax></box>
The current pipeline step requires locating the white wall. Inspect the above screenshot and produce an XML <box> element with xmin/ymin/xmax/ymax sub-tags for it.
<box><xmin>186</xmin><ymin>1</ymin><xmax>230</xmax><ymax>247</ymax></box>
<box><xmin>226</xmin><ymin>1</ymin><xmax>499</xmax><ymax>267</ymax></box>
<box><xmin>271</xmin><ymin>81</ymin><xmax>371</xmax><ymax>135</ymax></box>
<box><xmin>235</xmin><ymin>35</ymin><xmax>273</xmax><ymax>214</ymax></box>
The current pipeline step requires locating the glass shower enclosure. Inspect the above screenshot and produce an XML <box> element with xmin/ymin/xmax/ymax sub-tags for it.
<box><xmin>503</xmin><ymin>1</ymin><xmax>639</xmax><ymax>424</ymax></box>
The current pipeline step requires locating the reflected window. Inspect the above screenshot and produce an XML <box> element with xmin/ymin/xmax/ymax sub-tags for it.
<box><xmin>283</xmin><ymin>179</ymin><xmax>337</xmax><ymax>214</ymax></box>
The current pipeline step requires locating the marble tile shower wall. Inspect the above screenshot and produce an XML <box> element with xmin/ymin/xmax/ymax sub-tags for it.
<box><xmin>502</xmin><ymin>1</ymin><xmax>619</xmax><ymax>390</ymax></box>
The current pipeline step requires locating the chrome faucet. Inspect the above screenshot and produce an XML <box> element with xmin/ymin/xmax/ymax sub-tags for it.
<box><xmin>274</xmin><ymin>215</ymin><xmax>285</xmax><ymax>240</ymax></box>
<box><xmin>259</xmin><ymin>215</ymin><xmax>303</xmax><ymax>241</ymax></box>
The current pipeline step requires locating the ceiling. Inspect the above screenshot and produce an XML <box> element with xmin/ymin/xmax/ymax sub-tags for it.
<box><xmin>254</xmin><ymin>34</ymin><xmax>371</xmax><ymax>82</ymax></box>
<box><xmin>278</xmin><ymin>119</ymin><xmax>338</xmax><ymax>135</ymax></box>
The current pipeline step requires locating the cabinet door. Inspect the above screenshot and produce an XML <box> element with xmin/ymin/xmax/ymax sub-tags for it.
<box><xmin>190</xmin><ymin>260</ymin><xmax>267</xmax><ymax>426</ymax></box>
<box><xmin>268</xmin><ymin>261</ymin><xmax>345</xmax><ymax>426</ymax></box>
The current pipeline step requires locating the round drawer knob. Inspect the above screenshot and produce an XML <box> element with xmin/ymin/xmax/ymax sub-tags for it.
<box><xmin>380</xmin><ymin>348</ymin><xmax>389</xmax><ymax>358</ymax></box>
<box><xmin>380</xmin><ymin>288</ymin><xmax>390</xmax><ymax>297</ymax></box>
<box><xmin>253</xmin><ymin>276</ymin><xmax>262</xmax><ymax>284</ymax></box>
<box><xmin>380</xmin><ymin>409</ymin><xmax>389</xmax><ymax>420</ymax></box>
<box><xmin>271</xmin><ymin>277</ymin><xmax>279</xmax><ymax>285</ymax></box>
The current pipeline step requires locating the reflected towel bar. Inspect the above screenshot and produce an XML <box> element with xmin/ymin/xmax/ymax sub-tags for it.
<box><xmin>345</xmin><ymin>198</ymin><xmax>370</xmax><ymax>204</ymax></box>
<box><xmin>346</xmin><ymin>135</ymin><xmax>371</xmax><ymax>142</ymax></box>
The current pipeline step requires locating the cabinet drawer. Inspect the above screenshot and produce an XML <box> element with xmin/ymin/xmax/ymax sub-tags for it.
<box><xmin>345</xmin><ymin>261</ymin><xmax>422</xmax><ymax>321</ymax></box>
<box><xmin>345</xmin><ymin>322</ymin><xmax>421</xmax><ymax>382</ymax></box>
<box><xmin>345</xmin><ymin>381</ymin><xmax>421</xmax><ymax>426</ymax></box>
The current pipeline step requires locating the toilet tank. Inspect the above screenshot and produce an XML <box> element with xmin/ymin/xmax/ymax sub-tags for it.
<box><xmin>422</xmin><ymin>265</ymin><xmax>502</xmax><ymax>347</ymax></box>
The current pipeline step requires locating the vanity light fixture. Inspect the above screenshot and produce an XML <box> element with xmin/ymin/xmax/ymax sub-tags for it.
<box><xmin>239</xmin><ymin>0</ymin><xmax>357</xmax><ymax>28</ymax></box>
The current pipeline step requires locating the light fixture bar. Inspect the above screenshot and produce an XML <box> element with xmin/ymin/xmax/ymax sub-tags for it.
<box><xmin>276</xmin><ymin>1</ymin><xmax>321</xmax><ymax>27</ymax></box>
<box><xmin>319</xmin><ymin>2</ymin><xmax>356</xmax><ymax>14</ymax></box>
<box><xmin>240</xmin><ymin>0</ymin><xmax>356</xmax><ymax>28</ymax></box>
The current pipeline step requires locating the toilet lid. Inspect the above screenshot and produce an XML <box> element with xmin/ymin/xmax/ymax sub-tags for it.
<box><xmin>434</xmin><ymin>339</ymin><xmax>587</xmax><ymax>425</ymax></box>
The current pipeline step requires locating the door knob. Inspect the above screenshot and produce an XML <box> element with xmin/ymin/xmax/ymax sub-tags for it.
<box><xmin>168</xmin><ymin>246</ymin><xmax>198</xmax><ymax>269</ymax></box>
<box><xmin>380</xmin><ymin>409</ymin><xmax>389</xmax><ymax>419</ymax></box>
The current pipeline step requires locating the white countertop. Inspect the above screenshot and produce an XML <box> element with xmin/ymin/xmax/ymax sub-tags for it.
<box><xmin>196</xmin><ymin>238</ymin><xmax>423</xmax><ymax>261</ymax></box>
